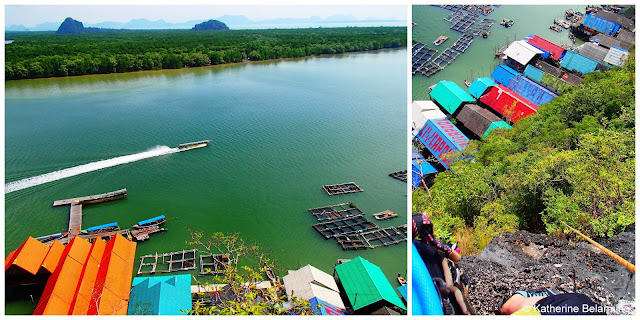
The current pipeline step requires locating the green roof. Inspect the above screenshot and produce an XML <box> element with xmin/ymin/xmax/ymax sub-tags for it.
<box><xmin>334</xmin><ymin>257</ymin><xmax>406</xmax><ymax>311</ymax></box>
<box><xmin>430</xmin><ymin>81</ymin><xmax>475</xmax><ymax>115</ymax></box>
<box><xmin>128</xmin><ymin>274</ymin><xmax>192</xmax><ymax>315</ymax></box>
<box><xmin>483</xmin><ymin>121</ymin><xmax>512</xmax><ymax>138</ymax></box>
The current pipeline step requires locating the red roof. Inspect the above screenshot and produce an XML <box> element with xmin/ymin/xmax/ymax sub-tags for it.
<box><xmin>480</xmin><ymin>85</ymin><xmax>538</xmax><ymax>123</ymax></box>
<box><xmin>527</xmin><ymin>35</ymin><xmax>566</xmax><ymax>61</ymax></box>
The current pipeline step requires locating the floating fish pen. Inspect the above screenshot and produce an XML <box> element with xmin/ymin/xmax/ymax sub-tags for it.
<box><xmin>388</xmin><ymin>170</ymin><xmax>407</xmax><ymax>182</ymax></box>
<box><xmin>137</xmin><ymin>249</ymin><xmax>197</xmax><ymax>274</ymax></box>
<box><xmin>432</xmin><ymin>48</ymin><xmax>460</xmax><ymax>67</ymax></box>
<box><xmin>412</xmin><ymin>44</ymin><xmax>438</xmax><ymax>75</ymax></box>
<box><xmin>312</xmin><ymin>215</ymin><xmax>378</xmax><ymax>239</ymax></box>
<box><xmin>451</xmin><ymin>34</ymin><xmax>474</xmax><ymax>53</ymax></box>
<box><xmin>199</xmin><ymin>254</ymin><xmax>230</xmax><ymax>275</ymax></box>
<box><xmin>450</xmin><ymin>13</ymin><xmax>481</xmax><ymax>33</ymax></box>
<box><xmin>308</xmin><ymin>202</ymin><xmax>363</xmax><ymax>221</ymax></box>
<box><xmin>420</xmin><ymin>62</ymin><xmax>442</xmax><ymax>77</ymax></box>
<box><xmin>435</xmin><ymin>4</ymin><xmax>495</xmax><ymax>16</ymax></box>
<box><xmin>322</xmin><ymin>182</ymin><xmax>363</xmax><ymax>196</ymax></box>
<box><xmin>335</xmin><ymin>226</ymin><xmax>407</xmax><ymax>250</ymax></box>
<box><xmin>373</xmin><ymin>210</ymin><xmax>399</xmax><ymax>220</ymax></box>
<box><xmin>469</xmin><ymin>19</ymin><xmax>496</xmax><ymax>37</ymax></box>
<box><xmin>335</xmin><ymin>233</ymin><xmax>369</xmax><ymax>250</ymax></box>
<box><xmin>360</xmin><ymin>226</ymin><xmax>407</xmax><ymax>249</ymax></box>
<box><xmin>412</xmin><ymin>42</ymin><xmax>426</xmax><ymax>55</ymax></box>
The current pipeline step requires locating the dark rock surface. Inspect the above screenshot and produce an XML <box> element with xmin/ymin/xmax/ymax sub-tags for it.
<box><xmin>56</xmin><ymin>17</ymin><xmax>85</xmax><ymax>34</ymax></box>
<box><xmin>458</xmin><ymin>225</ymin><xmax>635</xmax><ymax>315</ymax></box>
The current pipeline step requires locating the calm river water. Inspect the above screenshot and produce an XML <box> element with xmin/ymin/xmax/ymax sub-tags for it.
<box><xmin>5</xmin><ymin>49</ymin><xmax>407</xmax><ymax>313</ymax></box>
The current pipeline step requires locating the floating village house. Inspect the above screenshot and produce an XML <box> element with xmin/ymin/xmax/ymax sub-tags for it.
<box><xmin>501</xmin><ymin>40</ymin><xmax>544</xmax><ymax>72</ymax></box>
<box><xmin>455</xmin><ymin>104</ymin><xmax>511</xmax><ymax>139</ymax></box>
<box><xmin>333</xmin><ymin>257</ymin><xmax>406</xmax><ymax>315</ymax></box>
<box><xmin>5</xmin><ymin>234</ymin><xmax>136</xmax><ymax>315</ymax></box>
<box><xmin>429</xmin><ymin>81</ymin><xmax>475</xmax><ymax>116</ymax></box>
<box><xmin>412</xmin><ymin>100</ymin><xmax>446</xmax><ymax>132</ymax></box>
<box><xmin>128</xmin><ymin>274</ymin><xmax>192</xmax><ymax>315</ymax></box>
<box><xmin>283</xmin><ymin>264</ymin><xmax>346</xmax><ymax>315</ymax></box>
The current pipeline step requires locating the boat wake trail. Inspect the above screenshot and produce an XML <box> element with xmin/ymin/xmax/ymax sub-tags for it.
<box><xmin>5</xmin><ymin>146</ymin><xmax>179</xmax><ymax>194</ymax></box>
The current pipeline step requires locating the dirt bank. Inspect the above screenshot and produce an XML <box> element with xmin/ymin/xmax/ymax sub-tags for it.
<box><xmin>458</xmin><ymin>224</ymin><xmax>635</xmax><ymax>315</ymax></box>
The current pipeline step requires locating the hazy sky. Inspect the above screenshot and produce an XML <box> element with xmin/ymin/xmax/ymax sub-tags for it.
<box><xmin>5</xmin><ymin>5</ymin><xmax>406</xmax><ymax>27</ymax></box>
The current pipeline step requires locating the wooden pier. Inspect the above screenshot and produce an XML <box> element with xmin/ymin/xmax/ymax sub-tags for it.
<box><xmin>308</xmin><ymin>202</ymin><xmax>363</xmax><ymax>221</ymax></box>
<box><xmin>322</xmin><ymin>182</ymin><xmax>363</xmax><ymax>196</ymax></box>
<box><xmin>131</xmin><ymin>226</ymin><xmax>165</xmax><ymax>241</ymax></box>
<box><xmin>137</xmin><ymin>249</ymin><xmax>197</xmax><ymax>275</ymax></box>
<box><xmin>388</xmin><ymin>170</ymin><xmax>408</xmax><ymax>182</ymax></box>
<box><xmin>52</xmin><ymin>188</ymin><xmax>127</xmax><ymax>239</ymax></box>
<box><xmin>312</xmin><ymin>215</ymin><xmax>378</xmax><ymax>239</ymax></box>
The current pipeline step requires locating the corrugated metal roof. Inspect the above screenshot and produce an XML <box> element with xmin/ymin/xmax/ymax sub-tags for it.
<box><xmin>535</xmin><ymin>60</ymin><xmax>564</xmax><ymax>77</ymax></box>
<box><xmin>526</xmin><ymin>35</ymin><xmax>566</xmax><ymax>61</ymax></box>
<box><xmin>455</xmin><ymin>104</ymin><xmax>504</xmax><ymax>138</ymax></box>
<box><xmin>484</xmin><ymin>121</ymin><xmax>512</xmax><ymax>138</ymax></box>
<box><xmin>491</xmin><ymin>65</ymin><xmax>520</xmax><ymax>87</ymax></box>
<box><xmin>603</xmin><ymin>47</ymin><xmax>630</xmax><ymax>66</ymax></box>
<box><xmin>309</xmin><ymin>297</ymin><xmax>345</xmax><ymax>315</ymax></box>
<box><xmin>583</xmin><ymin>13</ymin><xmax>621</xmax><ymax>35</ymax></box>
<box><xmin>69</xmin><ymin>239</ymin><xmax>106</xmax><ymax>315</ymax></box>
<box><xmin>283</xmin><ymin>264</ymin><xmax>345</xmax><ymax>310</ymax></box>
<box><xmin>468</xmin><ymin>77</ymin><xmax>497</xmax><ymax>99</ymax></box>
<box><xmin>429</xmin><ymin>81</ymin><xmax>475</xmax><ymax>115</ymax></box>
<box><xmin>415</xmin><ymin>118</ymin><xmax>469</xmax><ymax>169</ymax></box>
<box><xmin>560</xmin><ymin>51</ymin><xmax>598</xmax><ymax>75</ymax></box>
<box><xmin>616</xmin><ymin>29</ymin><xmax>635</xmax><ymax>45</ymax></box>
<box><xmin>594</xmin><ymin>11</ymin><xmax>634</xmax><ymax>30</ymax></box>
<box><xmin>480</xmin><ymin>85</ymin><xmax>538</xmax><ymax>123</ymax></box>
<box><xmin>507</xmin><ymin>75</ymin><xmax>558</xmax><ymax>106</ymax></box>
<box><xmin>502</xmin><ymin>40</ymin><xmax>544</xmax><ymax>66</ymax></box>
<box><xmin>412</xmin><ymin>159</ymin><xmax>437</xmax><ymax>176</ymax></box>
<box><xmin>524</xmin><ymin>65</ymin><xmax>544</xmax><ymax>82</ymax></box>
<box><xmin>41</xmin><ymin>240</ymin><xmax>65</xmax><ymax>273</ymax></box>
<box><xmin>397</xmin><ymin>285</ymin><xmax>407</xmax><ymax>301</ymax></box>
<box><xmin>334</xmin><ymin>257</ymin><xmax>405</xmax><ymax>311</ymax></box>
<box><xmin>33</xmin><ymin>236</ymin><xmax>93</xmax><ymax>315</ymax></box>
<box><xmin>128</xmin><ymin>274</ymin><xmax>192</xmax><ymax>315</ymax></box>
<box><xmin>89</xmin><ymin>233</ymin><xmax>137</xmax><ymax>315</ymax></box>
<box><xmin>5</xmin><ymin>237</ymin><xmax>50</xmax><ymax>275</ymax></box>
<box><xmin>577</xmin><ymin>42</ymin><xmax>609</xmax><ymax>63</ymax></box>
<box><xmin>412</xmin><ymin>101</ymin><xmax>445</xmax><ymax>130</ymax></box>
<box><xmin>595</xmin><ymin>34</ymin><xmax>632</xmax><ymax>51</ymax></box>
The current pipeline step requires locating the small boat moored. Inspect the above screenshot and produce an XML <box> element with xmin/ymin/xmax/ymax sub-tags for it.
<box><xmin>177</xmin><ymin>140</ymin><xmax>211</xmax><ymax>151</ymax></box>
<box><xmin>550</xmin><ymin>25</ymin><xmax>562</xmax><ymax>32</ymax></box>
<box><xmin>133</xmin><ymin>215</ymin><xmax>167</xmax><ymax>229</ymax></box>
<box><xmin>500</xmin><ymin>19</ymin><xmax>514</xmax><ymax>28</ymax></box>
<box><xmin>35</xmin><ymin>232</ymin><xmax>68</xmax><ymax>243</ymax></box>
<box><xmin>433</xmin><ymin>35</ymin><xmax>449</xmax><ymax>46</ymax></box>
<box><xmin>464</xmin><ymin>80</ymin><xmax>472</xmax><ymax>87</ymax></box>
<box><xmin>82</xmin><ymin>222</ymin><xmax>119</xmax><ymax>235</ymax></box>
<box><xmin>373</xmin><ymin>210</ymin><xmax>399</xmax><ymax>220</ymax></box>
<box><xmin>397</xmin><ymin>273</ymin><xmax>407</xmax><ymax>286</ymax></box>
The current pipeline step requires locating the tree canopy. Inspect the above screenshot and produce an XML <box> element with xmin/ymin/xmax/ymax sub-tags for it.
<box><xmin>414</xmin><ymin>49</ymin><xmax>635</xmax><ymax>255</ymax></box>
<box><xmin>5</xmin><ymin>26</ymin><xmax>406</xmax><ymax>80</ymax></box>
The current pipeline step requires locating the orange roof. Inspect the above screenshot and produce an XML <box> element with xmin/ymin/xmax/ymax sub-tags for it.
<box><xmin>69</xmin><ymin>238</ymin><xmax>107</xmax><ymax>315</ymax></box>
<box><xmin>33</xmin><ymin>236</ymin><xmax>92</xmax><ymax>315</ymax></box>
<box><xmin>41</xmin><ymin>241</ymin><xmax>65</xmax><ymax>273</ymax></box>
<box><xmin>5</xmin><ymin>237</ymin><xmax>50</xmax><ymax>275</ymax></box>
<box><xmin>88</xmin><ymin>233</ymin><xmax>137</xmax><ymax>315</ymax></box>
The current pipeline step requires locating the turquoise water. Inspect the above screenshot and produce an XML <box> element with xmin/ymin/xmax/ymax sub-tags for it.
<box><xmin>412</xmin><ymin>5</ymin><xmax>587</xmax><ymax>99</ymax></box>
<box><xmin>5</xmin><ymin>49</ymin><xmax>407</xmax><ymax>313</ymax></box>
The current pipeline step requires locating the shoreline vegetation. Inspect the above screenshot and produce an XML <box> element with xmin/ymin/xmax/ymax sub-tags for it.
<box><xmin>5</xmin><ymin>27</ymin><xmax>406</xmax><ymax>81</ymax></box>
<box><xmin>413</xmin><ymin>48</ymin><xmax>635</xmax><ymax>255</ymax></box>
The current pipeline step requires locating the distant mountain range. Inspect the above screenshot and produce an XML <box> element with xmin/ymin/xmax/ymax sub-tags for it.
<box><xmin>5</xmin><ymin>14</ymin><xmax>405</xmax><ymax>32</ymax></box>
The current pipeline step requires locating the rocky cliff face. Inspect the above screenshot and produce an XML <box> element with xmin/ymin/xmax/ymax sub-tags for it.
<box><xmin>56</xmin><ymin>17</ymin><xmax>85</xmax><ymax>34</ymax></box>
<box><xmin>458</xmin><ymin>225</ymin><xmax>635</xmax><ymax>315</ymax></box>
<box><xmin>192</xmin><ymin>19</ymin><xmax>229</xmax><ymax>31</ymax></box>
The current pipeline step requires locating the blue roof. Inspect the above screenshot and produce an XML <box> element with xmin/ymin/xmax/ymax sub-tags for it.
<box><xmin>411</xmin><ymin>170</ymin><xmax>422</xmax><ymax>188</ymax></box>
<box><xmin>412</xmin><ymin>149</ymin><xmax>425</xmax><ymax>160</ymax></box>
<box><xmin>523</xmin><ymin>65</ymin><xmax>544</xmax><ymax>83</ymax></box>
<box><xmin>128</xmin><ymin>274</ymin><xmax>192</xmax><ymax>315</ymax></box>
<box><xmin>560</xmin><ymin>51</ymin><xmax>598</xmax><ymax>75</ymax></box>
<box><xmin>583</xmin><ymin>13</ymin><xmax>621</xmax><ymax>35</ymax></box>
<box><xmin>412</xmin><ymin>159</ymin><xmax>437</xmax><ymax>176</ymax></box>
<box><xmin>137</xmin><ymin>215</ymin><xmax>166</xmax><ymax>226</ymax></box>
<box><xmin>397</xmin><ymin>285</ymin><xmax>407</xmax><ymax>301</ymax></box>
<box><xmin>467</xmin><ymin>77</ymin><xmax>497</xmax><ymax>99</ymax></box>
<box><xmin>507</xmin><ymin>75</ymin><xmax>557</xmax><ymax>106</ymax></box>
<box><xmin>309</xmin><ymin>297</ymin><xmax>345</xmax><ymax>315</ymax></box>
<box><xmin>491</xmin><ymin>65</ymin><xmax>520</xmax><ymax>87</ymax></box>
<box><xmin>87</xmin><ymin>222</ymin><xmax>118</xmax><ymax>232</ymax></box>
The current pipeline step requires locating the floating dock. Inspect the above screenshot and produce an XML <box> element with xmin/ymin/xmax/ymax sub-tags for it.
<box><xmin>52</xmin><ymin>188</ymin><xmax>127</xmax><ymax>238</ymax></box>
<box><xmin>137</xmin><ymin>249</ymin><xmax>197</xmax><ymax>274</ymax></box>
<box><xmin>312</xmin><ymin>215</ymin><xmax>378</xmax><ymax>239</ymax></box>
<box><xmin>388</xmin><ymin>170</ymin><xmax>407</xmax><ymax>182</ymax></box>
<box><xmin>322</xmin><ymin>182</ymin><xmax>363</xmax><ymax>196</ymax></box>
<box><xmin>308</xmin><ymin>202</ymin><xmax>363</xmax><ymax>221</ymax></box>
<box><xmin>131</xmin><ymin>225</ymin><xmax>165</xmax><ymax>241</ymax></box>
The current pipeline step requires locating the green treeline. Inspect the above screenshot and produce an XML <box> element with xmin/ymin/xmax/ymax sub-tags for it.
<box><xmin>414</xmin><ymin>50</ymin><xmax>635</xmax><ymax>254</ymax></box>
<box><xmin>5</xmin><ymin>27</ymin><xmax>406</xmax><ymax>80</ymax></box>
